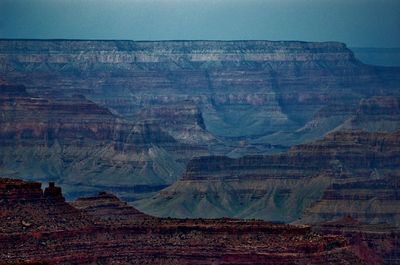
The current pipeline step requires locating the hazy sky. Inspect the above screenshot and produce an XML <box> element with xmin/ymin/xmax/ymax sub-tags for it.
<box><xmin>1</xmin><ymin>0</ymin><xmax>399</xmax><ymax>47</ymax></box>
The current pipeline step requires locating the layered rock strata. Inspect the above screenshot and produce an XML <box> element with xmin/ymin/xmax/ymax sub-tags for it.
<box><xmin>1</xmin><ymin>39</ymin><xmax>399</xmax><ymax>143</ymax></box>
<box><xmin>0</xmin><ymin>179</ymin><xmax>92</xmax><ymax>234</ymax></box>
<box><xmin>312</xmin><ymin>217</ymin><xmax>400</xmax><ymax>265</ymax></box>
<box><xmin>1</xmin><ymin>39</ymin><xmax>400</xmax><ymax>203</ymax></box>
<box><xmin>72</xmin><ymin>192</ymin><xmax>150</xmax><ymax>224</ymax></box>
<box><xmin>0</xmin><ymin>178</ymin><xmax>365</xmax><ymax>265</ymax></box>
<box><xmin>0</xmin><ymin>85</ymin><xmax>207</xmax><ymax>200</ymax></box>
<box><xmin>136</xmin><ymin>131</ymin><xmax>400</xmax><ymax>224</ymax></box>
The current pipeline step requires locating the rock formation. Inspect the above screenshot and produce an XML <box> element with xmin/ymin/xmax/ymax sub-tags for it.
<box><xmin>0</xmin><ymin>179</ymin><xmax>92</xmax><ymax>234</ymax></box>
<box><xmin>1</xmin><ymin>39</ymin><xmax>399</xmax><ymax>144</ymax></box>
<box><xmin>0</xmin><ymin>85</ymin><xmax>207</xmax><ymax>200</ymax></box>
<box><xmin>1</xmin><ymin>40</ymin><xmax>400</xmax><ymax>242</ymax></box>
<box><xmin>312</xmin><ymin>217</ymin><xmax>400</xmax><ymax>265</ymax></box>
<box><xmin>136</xmin><ymin>130</ymin><xmax>400</xmax><ymax>225</ymax></box>
<box><xmin>0</xmin><ymin>177</ymin><xmax>366</xmax><ymax>264</ymax></box>
<box><xmin>72</xmin><ymin>191</ymin><xmax>150</xmax><ymax>224</ymax></box>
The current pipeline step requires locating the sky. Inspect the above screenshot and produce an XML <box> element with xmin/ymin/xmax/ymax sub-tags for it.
<box><xmin>0</xmin><ymin>0</ymin><xmax>399</xmax><ymax>47</ymax></box>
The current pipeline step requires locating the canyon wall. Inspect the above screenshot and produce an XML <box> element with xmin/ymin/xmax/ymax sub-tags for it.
<box><xmin>0</xmin><ymin>85</ymin><xmax>208</xmax><ymax>200</ymax></box>
<box><xmin>136</xmin><ymin>130</ymin><xmax>400</xmax><ymax>225</ymax></box>
<box><xmin>0</xmin><ymin>39</ymin><xmax>399</xmax><ymax>211</ymax></box>
<box><xmin>1</xmin><ymin>40</ymin><xmax>399</xmax><ymax>144</ymax></box>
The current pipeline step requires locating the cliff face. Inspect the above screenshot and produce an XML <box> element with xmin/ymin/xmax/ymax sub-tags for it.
<box><xmin>1</xmin><ymin>40</ymin><xmax>399</xmax><ymax>225</ymax></box>
<box><xmin>0</xmin><ymin>85</ymin><xmax>208</xmax><ymax>200</ymax></box>
<box><xmin>136</xmin><ymin>131</ymin><xmax>400</xmax><ymax>225</ymax></box>
<box><xmin>0</xmin><ymin>177</ymin><xmax>365</xmax><ymax>265</ymax></box>
<box><xmin>1</xmin><ymin>40</ymin><xmax>399</xmax><ymax>144</ymax></box>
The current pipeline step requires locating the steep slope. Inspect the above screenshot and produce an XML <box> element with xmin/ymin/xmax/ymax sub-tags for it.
<box><xmin>135</xmin><ymin>131</ymin><xmax>400</xmax><ymax>224</ymax></box>
<box><xmin>72</xmin><ymin>191</ymin><xmax>150</xmax><ymax>224</ymax></box>
<box><xmin>0</xmin><ymin>85</ymin><xmax>206</xmax><ymax>201</ymax></box>
<box><xmin>0</xmin><ymin>177</ymin><xmax>365</xmax><ymax>265</ymax></box>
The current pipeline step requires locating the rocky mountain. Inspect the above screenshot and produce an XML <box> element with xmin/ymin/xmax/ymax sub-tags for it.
<box><xmin>136</xmin><ymin>130</ymin><xmax>400</xmax><ymax>225</ymax></box>
<box><xmin>0</xmin><ymin>85</ymin><xmax>208</xmax><ymax>201</ymax></box>
<box><xmin>0</xmin><ymin>177</ymin><xmax>369</xmax><ymax>264</ymax></box>
<box><xmin>1</xmin><ymin>39</ymin><xmax>399</xmax><ymax>147</ymax></box>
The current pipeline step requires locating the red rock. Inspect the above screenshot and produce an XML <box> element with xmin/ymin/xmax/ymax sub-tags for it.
<box><xmin>0</xmin><ymin>177</ymin><xmax>364</xmax><ymax>264</ymax></box>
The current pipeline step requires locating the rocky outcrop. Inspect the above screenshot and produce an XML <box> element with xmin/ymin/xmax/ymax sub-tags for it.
<box><xmin>312</xmin><ymin>217</ymin><xmax>400</xmax><ymax>265</ymax></box>
<box><xmin>0</xmin><ymin>177</ymin><xmax>365</xmax><ymax>264</ymax></box>
<box><xmin>0</xmin><ymin>178</ymin><xmax>43</xmax><ymax>203</ymax></box>
<box><xmin>72</xmin><ymin>192</ymin><xmax>150</xmax><ymax>224</ymax></box>
<box><xmin>136</xmin><ymin>131</ymin><xmax>400</xmax><ymax>224</ymax></box>
<box><xmin>0</xmin><ymin>178</ymin><xmax>92</xmax><ymax>234</ymax></box>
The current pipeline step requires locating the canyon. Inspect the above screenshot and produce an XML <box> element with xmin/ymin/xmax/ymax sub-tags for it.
<box><xmin>1</xmin><ymin>39</ymin><xmax>399</xmax><ymax>201</ymax></box>
<box><xmin>0</xmin><ymin>39</ymin><xmax>399</xmax><ymax>264</ymax></box>
<box><xmin>0</xmin><ymin>84</ymin><xmax>207</xmax><ymax>201</ymax></box>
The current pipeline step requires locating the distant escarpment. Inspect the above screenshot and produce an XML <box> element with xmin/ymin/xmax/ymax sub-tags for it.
<box><xmin>0</xmin><ymin>85</ymin><xmax>208</xmax><ymax>201</ymax></box>
<box><xmin>1</xmin><ymin>39</ymin><xmax>399</xmax><ymax>144</ymax></box>
<box><xmin>136</xmin><ymin>130</ymin><xmax>400</xmax><ymax>225</ymax></box>
<box><xmin>0</xmin><ymin>177</ymin><xmax>366</xmax><ymax>264</ymax></box>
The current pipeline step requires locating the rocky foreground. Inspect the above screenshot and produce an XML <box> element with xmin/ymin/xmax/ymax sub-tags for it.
<box><xmin>0</xmin><ymin>177</ymin><xmax>384</xmax><ymax>265</ymax></box>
